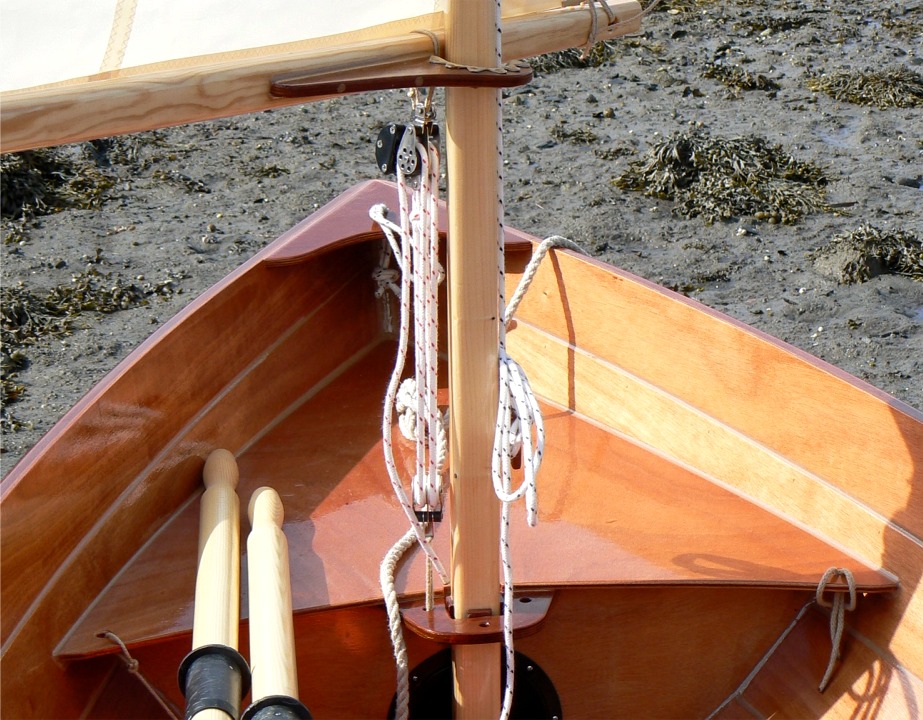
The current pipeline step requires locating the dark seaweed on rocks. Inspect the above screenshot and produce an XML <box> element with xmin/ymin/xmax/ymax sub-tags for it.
<box><xmin>702</xmin><ymin>62</ymin><xmax>780</xmax><ymax>92</ymax></box>
<box><xmin>1</xmin><ymin>270</ymin><xmax>183</xmax><ymax>434</ymax></box>
<box><xmin>614</xmin><ymin>130</ymin><xmax>829</xmax><ymax>224</ymax></box>
<box><xmin>530</xmin><ymin>40</ymin><xmax>622</xmax><ymax>75</ymax></box>
<box><xmin>1</xmin><ymin>284</ymin><xmax>72</xmax><ymax>433</ymax></box>
<box><xmin>807</xmin><ymin>67</ymin><xmax>923</xmax><ymax>109</ymax></box>
<box><xmin>0</xmin><ymin>149</ymin><xmax>115</xmax><ymax>220</ymax></box>
<box><xmin>812</xmin><ymin>225</ymin><xmax>923</xmax><ymax>284</ymax></box>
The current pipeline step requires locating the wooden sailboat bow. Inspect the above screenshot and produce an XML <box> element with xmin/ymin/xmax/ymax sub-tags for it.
<box><xmin>6</xmin><ymin>2</ymin><xmax>923</xmax><ymax>719</ymax></box>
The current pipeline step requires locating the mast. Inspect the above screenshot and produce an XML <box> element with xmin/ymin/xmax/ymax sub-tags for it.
<box><xmin>445</xmin><ymin>0</ymin><xmax>504</xmax><ymax>716</ymax></box>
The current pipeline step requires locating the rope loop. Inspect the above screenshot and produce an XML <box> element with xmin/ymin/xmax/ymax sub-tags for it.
<box><xmin>816</xmin><ymin>566</ymin><xmax>858</xmax><ymax>611</ymax></box>
<box><xmin>816</xmin><ymin>567</ymin><xmax>857</xmax><ymax>692</ymax></box>
<box><xmin>505</xmin><ymin>235</ymin><xmax>586</xmax><ymax>328</ymax></box>
<box><xmin>99</xmin><ymin>631</ymin><xmax>181</xmax><ymax>720</ymax></box>
<box><xmin>705</xmin><ymin>566</ymin><xmax>861</xmax><ymax>717</ymax></box>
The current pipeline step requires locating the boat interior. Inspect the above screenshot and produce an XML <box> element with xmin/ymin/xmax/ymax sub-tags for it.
<box><xmin>2</xmin><ymin>181</ymin><xmax>921</xmax><ymax>718</ymax></box>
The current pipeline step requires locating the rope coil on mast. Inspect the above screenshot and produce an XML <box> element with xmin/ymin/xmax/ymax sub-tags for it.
<box><xmin>372</xmin><ymin>90</ymin><xmax>448</xmax><ymax>720</ymax></box>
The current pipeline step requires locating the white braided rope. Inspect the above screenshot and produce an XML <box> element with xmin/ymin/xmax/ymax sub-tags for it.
<box><xmin>489</xmin><ymin>1</ymin><xmax>540</xmax><ymax>710</ymax></box>
<box><xmin>371</xmin><ymin>137</ymin><xmax>449</xmax><ymax>584</ymax></box>
<box><xmin>374</xmin><ymin>134</ymin><xmax>449</xmax><ymax>720</ymax></box>
<box><xmin>380</xmin><ymin>527</ymin><xmax>418</xmax><ymax>720</ymax></box>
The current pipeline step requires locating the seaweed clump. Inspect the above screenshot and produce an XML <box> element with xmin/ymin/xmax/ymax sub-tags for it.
<box><xmin>812</xmin><ymin>225</ymin><xmax>922</xmax><ymax>284</ymax></box>
<box><xmin>807</xmin><ymin>67</ymin><xmax>923</xmax><ymax>109</ymax></box>
<box><xmin>1</xmin><ymin>269</ymin><xmax>184</xmax><ymax>433</ymax></box>
<box><xmin>550</xmin><ymin>121</ymin><xmax>599</xmax><ymax>145</ymax></box>
<box><xmin>0</xmin><ymin>283</ymin><xmax>72</xmax><ymax>433</ymax></box>
<box><xmin>614</xmin><ymin>129</ymin><xmax>829</xmax><ymax>224</ymax></box>
<box><xmin>0</xmin><ymin>149</ymin><xmax>114</xmax><ymax>220</ymax></box>
<box><xmin>702</xmin><ymin>62</ymin><xmax>780</xmax><ymax>93</ymax></box>
<box><xmin>531</xmin><ymin>40</ymin><xmax>622</xmax><ymax>75</ymax></box>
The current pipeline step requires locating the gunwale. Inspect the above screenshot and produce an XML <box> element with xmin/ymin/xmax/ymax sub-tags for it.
<box><xmin>1</xmin><ymin>180</ymin><xmax>921</xmax><ymax>718</ymax></box>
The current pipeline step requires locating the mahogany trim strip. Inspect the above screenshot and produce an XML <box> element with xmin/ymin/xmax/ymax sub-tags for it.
<box><xmin>271</xmin><ymin>57</ymin><xmax>532</xmax><ymax>98</ymax></box>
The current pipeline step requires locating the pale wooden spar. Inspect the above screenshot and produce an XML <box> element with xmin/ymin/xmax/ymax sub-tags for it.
<box><xmin>0</xmin><ymin>3</ymin><xmax>642</xmax><ymax>153</ymax></box>
<box><xmin>445</xmin><ymin>0</ymin><xmax>504</xmax><ymax>716</ymax></box>
<box><xmin>246</xmin><ymin>487</ymin><xmax>301</xmax><ymax>705</ymax></box>
<box><xmin>191</xmin><ymin>448</ymin><xmax>242</xmax><ymax>720</ymax></box>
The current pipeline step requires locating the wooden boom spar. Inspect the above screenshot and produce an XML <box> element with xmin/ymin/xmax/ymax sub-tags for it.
<box><xmin>0</xmin><ymin>2</ymin><xmax>642</xmax><ymax>153</ymax></box>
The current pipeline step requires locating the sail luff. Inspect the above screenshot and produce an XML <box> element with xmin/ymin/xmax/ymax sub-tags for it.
<box><xmin>0</xmin><ymin>2</ymin><xmax>641</xmax><ymax>153</ymax></box>
<box><xmin>445</xmin><ymin>0</ymin><xmax>504</xmax><ymax>715</ymax></box>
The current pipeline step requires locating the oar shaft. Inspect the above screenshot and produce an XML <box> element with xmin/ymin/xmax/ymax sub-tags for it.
<box><xmin>181</xmin><ymin>449</ymin><xmax>248</xmax><ymax>720</ymax></box>
<box><xmin>247</xmin><ymin>486</ymin><xmax>299</xmax><ymax>701</ymax></box>
<box><xmin>193</xmin><ymin>449</ymin><xmax>241</xmax><ymax>650</ymax></box>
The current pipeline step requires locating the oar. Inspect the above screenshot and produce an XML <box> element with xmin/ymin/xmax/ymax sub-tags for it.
<box><xmin>242</xmin><ymin>487</ymin><xmax>312</xmax><ymax>720</ymax></box>
<box><xmin>178</xmin><ymin>449</ymin><xmax>250</xmax><ymax>720</ymax></box>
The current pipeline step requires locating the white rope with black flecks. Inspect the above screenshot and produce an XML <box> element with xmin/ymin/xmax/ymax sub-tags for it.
<box><xmin>371</xmin><ymin>137</ymin><xmax>448</xmax><ymax>584</ymax></box>
<box><xmin>372</xmin><ymin>132</ymin><xmax>448</xmax><ymax>720</ymax></box>
<box><xmin>488</xmin><ymin>0</ymin><xmax>546</xmax><ymax>715</ymax></box>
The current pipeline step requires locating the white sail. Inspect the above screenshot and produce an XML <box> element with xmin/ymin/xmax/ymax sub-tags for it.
<box><xmin>0</xmin><ymin>0</ymin><xmax>640</xmax><ymax>152</ymax></box>
<box><xmin>1</xmin><ymin>1</ymin><xmax>451</xmax><ymax>92</ymax></box>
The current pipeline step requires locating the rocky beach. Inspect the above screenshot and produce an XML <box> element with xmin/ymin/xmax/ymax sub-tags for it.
<box><xmin>2</xmin><ymin>0</ymin><xmax>922</xmax><ymax>474</ymax></box>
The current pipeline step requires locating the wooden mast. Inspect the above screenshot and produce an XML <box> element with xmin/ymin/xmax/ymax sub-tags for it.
<box><xmin>445</xmin><ymin>0</ymin><xmax>504</xmax><ymax>716</ymax></box>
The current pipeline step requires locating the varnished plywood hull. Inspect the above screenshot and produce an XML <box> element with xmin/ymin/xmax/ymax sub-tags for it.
<box><xmin>2</xmin><ymin>182</ymin><xmax>920</xmax><ymax>719</ymax></box>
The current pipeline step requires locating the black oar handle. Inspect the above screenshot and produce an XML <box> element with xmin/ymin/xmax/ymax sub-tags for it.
<box><xmin>178</xmin><ymin>644</ymin><xmax>251</xmax><ymax>720</ymax></box>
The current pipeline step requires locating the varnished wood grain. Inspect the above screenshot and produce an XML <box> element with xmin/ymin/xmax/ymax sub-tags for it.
<box><xmin>3</xmin><ymin>183</ymin><xmax>920</xmax><ymax>717</ymax></box>
<box><xmin>737</xmin><ymin>604</ymin><xmax>923</xmax><ymax>718</ymax></box>
<box><xmin>0</xmin><ymin>3</ymin><xmax>641</xmax><ymax>153</ymax></box>
<box><xmin>502</xmin><ymin>244</ymin><xmax>923</xmax><ymax>681</ymax></box>
<box><xmin>1</xmin><ymin>242</ymin><xmax>380</xmax><ymax>719</ymax></box>
<box><xmin>444</xmin><ymin>0</ymin><xmax>507</xmax><ymax>714</ymax></box>
<box><xmin>270</xmin><ymin>56</ymin><xmax>532</xmax><ymax>99</ymax></box>
<box><xmin>100</xmin><ymin>587</ymin><xmax>823</xmax><ymax>718</ymax></box>
<box><xmin>263</xmin><ymin>180</ymin><xmax>531</xmax><ymax>267</ymax></box>
<box><xmin>503</xmin><ymin>246</ymin><xmax>923</xmax><ymax>537</ymax></box>
<box><xmin>59</xmin><ymin>340</ymin><xmax>894</xmax><ymax>662</ymax></box>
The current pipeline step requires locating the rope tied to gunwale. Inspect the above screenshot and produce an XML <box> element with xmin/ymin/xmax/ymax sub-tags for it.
<box><xmin>705</xmin><ymin>567</ymin><xmax>859</xmax><ymax>719</ymax></box>
<box><xmin>99</xmin><ymin>631</ymin><xmax>182</xmax><ymax>720</ymax></box>
<box><xmin>816</xmin><ymin>566</ymin><xmax>857</xmax><ymax>693</ymax></box>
